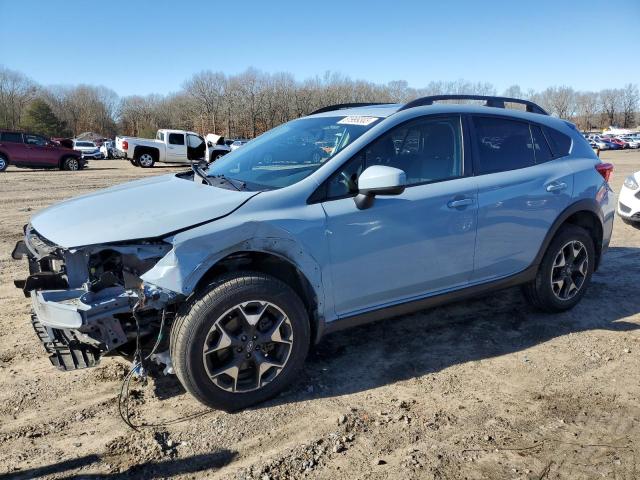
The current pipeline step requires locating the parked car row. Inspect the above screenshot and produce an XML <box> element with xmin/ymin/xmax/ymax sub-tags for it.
<box><xmin>584</xmin><ymin>132</ymin><xmax>640</xmax><ymax>150</ymax></box>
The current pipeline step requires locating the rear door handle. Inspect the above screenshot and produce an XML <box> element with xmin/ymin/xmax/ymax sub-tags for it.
<box><xmin>546</xmin><ymin>181</ymin><xmax>567</xmax><ymax>192</ymax></box>
<box><xmin>447</xmin><ymin>198</ymin><xmax>474</xmax><ymax>208</ymax></box>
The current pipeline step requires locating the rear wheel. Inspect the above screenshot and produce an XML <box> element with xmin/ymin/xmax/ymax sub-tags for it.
<box><xmin>523</xmin><ymin>225</ymin><xmax>595</xmax><ymax>312</ymax></box>
<box><xmin>171</xmin><ymin>272</ymin><xmax>310</xmax><ymax>411</ymax></box>
<box><xmin>62</xmin><ymin>157</ymin><xmax>80</xmax><ymax>171</ymax></box>
<box><xmin>0</xmin><ymin>153</ymin><xmax>8</xmax><ymax>172</ymax></box>
<box><xmin>137</xmin><ymin>152</ymin><xmax>155</xmax><ymax>168</ymax></box>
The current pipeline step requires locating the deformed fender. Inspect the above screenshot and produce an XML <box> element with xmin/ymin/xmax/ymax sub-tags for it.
<box><xmin>141</xmin><ymin>221</ymin><xmax>327</xmax><ymax>319</ymax></box>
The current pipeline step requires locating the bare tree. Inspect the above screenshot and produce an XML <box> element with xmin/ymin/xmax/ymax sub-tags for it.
<box><xmin>621</xmin><ymin>83</ymin><xmax>639</xmax><ymax>128</ymax></box>
<box><xmin>0</xmin><ymin>66</ymin><xmax>37</xmax><ymax>128</ymax></box>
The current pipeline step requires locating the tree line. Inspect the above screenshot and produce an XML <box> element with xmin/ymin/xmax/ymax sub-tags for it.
<box><xmin>0</xmin><ymin>65</ymin><xmax>638</xmax><ymax>140</ymax></box>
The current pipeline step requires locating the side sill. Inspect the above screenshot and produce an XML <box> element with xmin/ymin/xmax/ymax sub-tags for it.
<box><xmin>321</xmin><ymin>265</ymin><xmax>537</xmax><ymax>337</ymax></box>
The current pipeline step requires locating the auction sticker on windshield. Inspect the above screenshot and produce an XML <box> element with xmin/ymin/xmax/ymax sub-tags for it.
<box><xmin>337</xmin><ymin>116</ymin><xmax>380</xmax><ymax>126</ymax></box>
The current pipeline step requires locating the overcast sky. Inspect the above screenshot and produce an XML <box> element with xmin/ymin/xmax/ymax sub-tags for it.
<box><xmin>1</xmin><ymin>0</ymin><xmax>638</xmax><ymax>96</ymax></box>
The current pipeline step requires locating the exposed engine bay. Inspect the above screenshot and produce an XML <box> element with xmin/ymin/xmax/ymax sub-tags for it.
<box><xmin>12</xmin><ymin>224</ymin><xmax>179</xmax><ymax>372</ymax></box>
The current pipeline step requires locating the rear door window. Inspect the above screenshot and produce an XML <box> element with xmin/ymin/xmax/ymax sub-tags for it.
<box><xmin>472</xmin><ymin>116</ymin><xmax>535</xmax><ymax>174</ymax></box>
<box><xmin>168</xmin><ymin>133</ymin><xmax>184</xmax><ymax>145</ymax></box>
<box><xmin>1</xmin><ymin>132</ymin><xmax>23</xmax><ymax>143</ymax></box>
<box><xmin>542</xmin><ymin>126</ymin><xmax>572</xmax><ymax>158</ymax></box>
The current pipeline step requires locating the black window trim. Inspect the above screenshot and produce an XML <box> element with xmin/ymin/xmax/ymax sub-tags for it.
<box><xmin>540</xmin><ymin>124</ymin><xmax>572</xmax><ymax>160</ymax></box>
<box><xmin>529</xmin><ymin>123</ymin><xmax>555</xmax><ymax>164</ymax></box>
<box><xmin>308</xmin><ymin>113</ymin><xmax>469</xmax><ymax>204</ymax></box>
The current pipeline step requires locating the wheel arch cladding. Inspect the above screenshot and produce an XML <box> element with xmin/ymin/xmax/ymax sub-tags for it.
<box><xmin>534</xmin><ymin>200</ymin><xmax>605</xmax><ymax>271</ymax></box>
<box><xmin>141</xmin><ymin>232</ymin><xmax>326</xmax><ymax>341</ymax></box>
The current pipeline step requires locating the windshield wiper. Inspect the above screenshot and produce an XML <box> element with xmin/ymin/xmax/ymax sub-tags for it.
<box><xmin>210</xmin><ymin>174</ymin><xmax>246</xmax><ymax>191</ymax></box>
<box><xmin>191</xmin><ymin>163</ymin><xmax>213</xmax><ymax>186</ymax></box>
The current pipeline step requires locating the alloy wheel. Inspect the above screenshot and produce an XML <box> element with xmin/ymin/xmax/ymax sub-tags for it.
<box><xmin>0</xmin><ymin>157</ymin><xmax>6</xmax><ymax>170</ymax></box>
<box><xmin>139</xmin><ymin>153</ymin><xmax>154</xmax><ymax>167</ymax></box>
<box><xmin>550</xmin><ymin>240</ymin><xmax>588</xmax><ymax>301</ymax></box>
<box><xmin>202</xmin><ymin>300</ymin><xmax>294</xmax><ymax>393</ymax></box>
<box><xmin>67</xmin><ymin>158</ymin><xmax>79</xmax><ymax>170</ymax></box>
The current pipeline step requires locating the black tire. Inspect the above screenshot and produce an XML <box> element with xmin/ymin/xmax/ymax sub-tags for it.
<box><xmin>171</xmin><ymin>272</ymin><xmax>310</xmax><ymax>411</ymax></box>
<box><xmin>0</xmin><ymin>153</ymin><xmax>8</xmax><ymax>172</ymax></box>
<box><xmin>137</xmin><ymin>151</ymin><xmax>155</xmax><ymax>168</ymax></box>
<box><xmin>522</xmin><ymin>225</ymin><xmax>595</xmax><ymax>312</ymax></box>
<box><xmin>130</xmin><ymin>158</ymin><xmax>139</xmax><ymax>167</ymax></box>
<box><xmin>62</xmin><ymin>156</ymin><xmax>80</xmax><ymax>171</ymax></box>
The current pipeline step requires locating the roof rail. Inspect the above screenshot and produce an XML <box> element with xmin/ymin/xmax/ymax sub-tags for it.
<box><xmin>309</xmin><ymin>102</ymin><xmax>394</xmax><ymax>115</ymax></box>
<box><xmin>398</xmin><ymin>95</ymin><xmax>549</xmax><ymax>115</ymax></box>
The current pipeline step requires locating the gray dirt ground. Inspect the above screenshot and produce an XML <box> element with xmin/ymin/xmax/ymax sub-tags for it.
<box><xmin>0</xmin><ymin>151</ymin><xmax>639</xmax><ymax>479</ymax></box>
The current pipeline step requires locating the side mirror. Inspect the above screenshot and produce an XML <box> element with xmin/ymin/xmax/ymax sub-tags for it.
<box><xmin>354</xmin><ymin>165</ymin><xmax>406</xmax><ymax>210</ymax></box>
<box><xmin>207</xmin><ymin>141</ymin><xmax>213</xmax><ymax>147</ymax></box>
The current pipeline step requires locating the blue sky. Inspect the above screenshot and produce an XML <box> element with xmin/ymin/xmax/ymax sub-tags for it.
<box><xmin>1</xmin><ymin>0</ymin><xmax>638</xmax><ymax>97</ymax></box>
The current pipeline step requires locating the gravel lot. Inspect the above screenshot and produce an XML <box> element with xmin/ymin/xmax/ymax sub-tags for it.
<box><xmin>0</xmin><ymin>151</ymin><xmax>639</xmax><ymax>479</ymax></box>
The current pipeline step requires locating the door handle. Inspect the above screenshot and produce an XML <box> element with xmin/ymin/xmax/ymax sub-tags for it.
<box><xmin>546</xmin><ymin>181</ymin><xmax>567</xmax><ymax>192</ymax></box>
<box><xmin>447</xmin><ymin>198</ymin><xmax>474</xmax><ymax>208</ymax></box>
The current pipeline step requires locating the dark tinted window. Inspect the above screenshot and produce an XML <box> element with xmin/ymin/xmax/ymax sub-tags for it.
<box><xmin>530</xmin><ymin>125</ymin><xmax>553</xmax><ymax>163</ymax></box>
<box><xmin>473</xmin><ymin>117</ymin><xmax>535</xmax><ymax>174</ymax></box>
<box><xmin>168</xmin><ymin>133</ymin><xmax>184</xmax><ymax>145</ymax></box>
<box><xmin>1</xmin><ymin>132</ymin><xmax>23</xmax><ymax>143</ymax></box>
<box><xmin>326</xmin><ymin>116</ymin><xmax>463</xmax><ymax>198</ymax></box>
<box><xmin>542</xmin><ymin>126</ymin><xmax>572</xmax><ymax>158</ymax></box>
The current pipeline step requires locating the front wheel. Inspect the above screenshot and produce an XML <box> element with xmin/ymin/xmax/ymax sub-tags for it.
<box><xmin>62</xmin><ymin>156</ymin><xmax>80</xmax><ymax>171</ymax></box>
<box><xmin>0</xmin><ymin>153</ymin><xmax>8</xmax><ymax>172</ymax></box>
<box><xmin>522</xmin><ymin>225</ymin><xmax>595</xmax><ymax>312</ymax></box>
<box><xmin>170</xmin><ymin>272</ymin><xmax>310</xmax><ymax>411</ymax></box>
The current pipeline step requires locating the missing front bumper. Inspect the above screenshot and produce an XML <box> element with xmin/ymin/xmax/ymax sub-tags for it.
<box><xmin>31</xmin><ymin>314</ymin><xmax>101</xmax><ymax>371</ymax></box>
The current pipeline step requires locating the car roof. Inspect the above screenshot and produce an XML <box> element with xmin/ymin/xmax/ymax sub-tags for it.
<box><xmin>306</xmin><ymin>102</ymin><xmax>571</xmax><ymax>131</ymax></box>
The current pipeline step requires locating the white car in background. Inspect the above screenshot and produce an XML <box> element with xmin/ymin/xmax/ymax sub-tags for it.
<box><xmin>592</xmin><ymin>139</ymin><xmax>608</xmax><ymax>150</ymax></box>
<box><xmin>230</xmin><ymin>139</ymin><xmax>249</xmax><ymax>151</ymax></box>
<box><xmin>73</xmin><ymin>140</ymin><xmax>102</xmax><ymax>159</ymax></box>
<box><xmin>621</xmin><ymin>137</ymin><xmax>640</xmax><ymax>149</ymax></box>
<box><xmin>618</xmin><ymin>171</ymin><xmax>640</xmax><ymax>227</ymax></box>
<box><xmin>99</xmin><ymin>140</ymin><xmax>115</xmax><ymax>159</ymax></box>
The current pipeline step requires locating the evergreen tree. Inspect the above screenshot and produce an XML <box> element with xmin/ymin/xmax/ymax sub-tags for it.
<box><xmin>21</xmin><ymin>98</ymin><xmax>70</xmax><ymax>137</ymax></box>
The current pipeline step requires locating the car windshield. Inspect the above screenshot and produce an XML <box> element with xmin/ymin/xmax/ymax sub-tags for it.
<box><xmin>206</xmin><ymin>115</ymin><xmax>382</xmax><ymax>190</ymax></box>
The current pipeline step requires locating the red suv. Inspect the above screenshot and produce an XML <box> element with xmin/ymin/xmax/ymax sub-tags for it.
<box><xmin>0</xmin><ymin>131</ymin><xmax>85</xmax><ymax>172</ymax></box>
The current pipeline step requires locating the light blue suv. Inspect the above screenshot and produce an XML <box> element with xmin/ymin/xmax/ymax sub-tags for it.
<box><xmin>13</xmin><ymin>95</ymin><xmax>615</xmax><ymax>410</ymax></box>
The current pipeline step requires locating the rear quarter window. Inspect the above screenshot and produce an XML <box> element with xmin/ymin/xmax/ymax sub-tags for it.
<box><xmin>1</xmin><ymin>132</ymin><xmax>23</xmax><ymax>143</ymax></box>
<box><xmin>542</xmin><ymin>126</ymin><xmax>572</xmax><ymax>158</ymax></box>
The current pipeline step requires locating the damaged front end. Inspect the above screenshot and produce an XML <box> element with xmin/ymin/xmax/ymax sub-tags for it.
<box><xmin>12</xmin><ymin>224</ymin><xmax>180</xmax><ymax>371</ymax></box>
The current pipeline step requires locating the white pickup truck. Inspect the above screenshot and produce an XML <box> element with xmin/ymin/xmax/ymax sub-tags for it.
<box><xmin>115</xmin><ymin>129</ymin><xmax>231</xmax><ymax>168</ymax></box>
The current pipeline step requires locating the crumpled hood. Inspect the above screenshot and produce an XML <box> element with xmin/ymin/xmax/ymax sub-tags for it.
<box><xmin>31</xmin><ymin>174</ymin><xmax>258</xmax><ymax>248</ymax></box>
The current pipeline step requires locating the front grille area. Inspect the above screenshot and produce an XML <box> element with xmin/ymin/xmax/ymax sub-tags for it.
<box><xmin>619</xmin><ymin>202</ymin><xmax>632</xmax><ymax>214</ymax></box>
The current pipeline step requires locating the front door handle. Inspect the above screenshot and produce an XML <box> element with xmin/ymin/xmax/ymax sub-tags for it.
<box><xmin>447</xmin><ymin>197</ymin><xmax>474</xmax><ymax>208</ymax></box>
<box><xmin>546</xmin><ymin>181</ymin><xmax>567</xmax><ymax>192</ymax></box>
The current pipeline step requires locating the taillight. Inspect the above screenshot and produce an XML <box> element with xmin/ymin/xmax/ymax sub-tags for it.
<box><xmin>596</xmin><ymin>162</ymin><xmax>613</xmax><ymax>182</ymax></box>
<box><xmin>122</xmin><ymin>140</ymin><xmax>128</xmax><ymax>150</ymax></box>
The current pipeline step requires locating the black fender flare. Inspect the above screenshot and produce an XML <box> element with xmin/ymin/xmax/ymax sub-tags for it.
<box><xmin>531</xmin><ymin>198</ymin><xmax>605</xmax><ymax>269</ymax></box>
